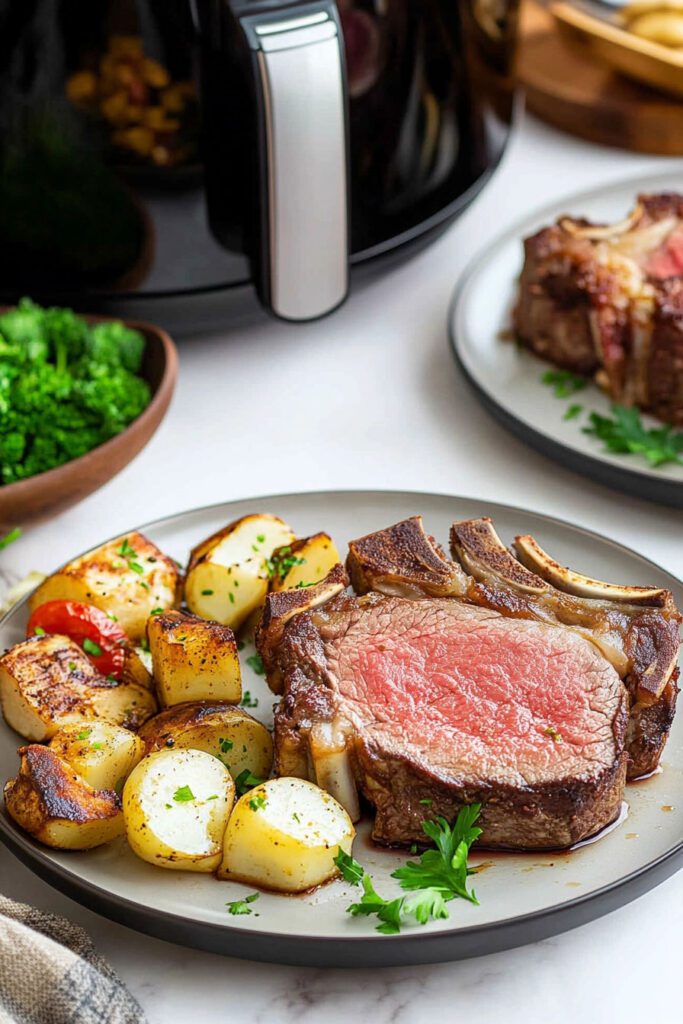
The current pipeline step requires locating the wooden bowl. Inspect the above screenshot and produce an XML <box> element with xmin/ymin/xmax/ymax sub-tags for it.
<box><xmin>0</xmin><ymin>314</ymin><xmax>178</xmax><ymax>530</ymax></box>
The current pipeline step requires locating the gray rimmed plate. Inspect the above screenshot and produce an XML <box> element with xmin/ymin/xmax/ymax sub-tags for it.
<box><xmin>449</xmin><ymin>171</ymin><xmax>683</xmax><ymax>509</ymax></box>
<box><xmin>1</xmin><ymin>490</ymin><xmax>682</xmax><ymax>967</ymax></box>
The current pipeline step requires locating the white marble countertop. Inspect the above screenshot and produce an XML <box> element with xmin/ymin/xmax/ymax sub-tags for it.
<box><xmin>1</xmin><ymin>113</ymin><xmax>682</xmax><ymax>1023</ymax></box>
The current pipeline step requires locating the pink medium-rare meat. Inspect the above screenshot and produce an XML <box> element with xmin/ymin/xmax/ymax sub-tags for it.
<box><xmin>258</xmin><ymin>516</ymin><xmax>681</xmax><ymax>851</ymax></box>
<box><xmin>515</xmin><ymin>193</ymin><xmax>683</xmax><ymax>425</ymax></box>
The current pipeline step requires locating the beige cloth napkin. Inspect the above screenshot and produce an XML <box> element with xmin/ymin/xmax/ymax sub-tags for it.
<box><xmin>0</xmin><ymin>895</ymin><xmax>146</xmax><ymax>1024</ymax></box>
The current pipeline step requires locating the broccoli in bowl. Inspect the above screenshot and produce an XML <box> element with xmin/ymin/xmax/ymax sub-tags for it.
<box><xmin>0</xmin><ymin>299</ymin><xmax>152</xmax><ymax>485</ymax></box>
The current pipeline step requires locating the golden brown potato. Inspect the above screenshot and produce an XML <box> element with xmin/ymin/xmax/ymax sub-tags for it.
<box><xmin>184</xmin><ymin>514</ymin><xmax>295</xmax><ymax>630</ymax></box>
<box><xmin>122</xmin><ymin>644</ymin><xmax>154</xmax><ymax>691</ymax></box>
<box><xmin>270</xmin><ymin>533</ymin><xmax>341</xmax><ymax>592</ymax></box>
<box><xmin>138</xmin><ymin>702</ymin><xmax>272</xmax><ymax>782</ymax></box>
<box><xmin>0</xmin><ymin>634</ymin><xmax>157</xmax><ymax>742</ymax></box>
<box><xmin>123</xmin><ymin>748</ymin><xmax>234</xmax><ymax>871</ymax></box>
<box><xmin>147</xmin><ymin>610</ymin><xmax>242</xmax><ymax>706</ymax></box>
<box><xmin>4</xmin><ymin>745</ymin><xmax>124</xmax><ymax>849</ymax></box>
<box><xmin>28</xmin><ymin>532</ymin><xmax>180</xmax><ymax>641</ymax></box>
<box><xmin>49</xmin><ymin>721</ymin><xmax>144</xmax><ymax>792</ymax></box>
<box><xmin>217</xmin><ymin>777</ymin><xmax>355</xmax><ymax>891</ymax></box>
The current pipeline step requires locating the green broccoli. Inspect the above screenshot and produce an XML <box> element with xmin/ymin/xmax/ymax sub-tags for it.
<box><xmin>0</xmin><ymin>300</ymin><xmax>151</xmax><ymax>486</ymax></box>
<box><xmin>86</xmin><ymin>321</ymin><xmax>145</xmax><ymax>373</ymax></box>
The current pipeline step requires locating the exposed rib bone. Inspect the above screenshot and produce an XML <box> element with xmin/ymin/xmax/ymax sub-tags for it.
<box><xmin>451</xmin><ymin>518</ymin><xmax>548</xmax><ymax>595</ymax></box>
<box><xmin>347</xmin><ymin>516</ymin><xmax>467</xmax><ymax>598</ymax></box>
<box><xmin>309</xmin><ymin>721</ymin><xmax>360</xmax><ymax>822</ymax></box>
<box><xmin>514</xmin><ymin>534</ymin><xmax>671</xmax><ymax>607</ymax></box>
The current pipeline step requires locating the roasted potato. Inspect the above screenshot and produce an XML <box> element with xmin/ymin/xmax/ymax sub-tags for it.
<box><xmin>0</xmin><ymin>634</ymin><xmax>157</xmax><ymax>742</ymax></box>
<box><xmin>28</xmin><ymin>532</ymin><xmax>180</xmax><ymax>641</ymax></box>
<box><xmin>184</xmin><ymin>514</ymin><xmax>295</xmax><ymax>630</ymax></box>
<box><xmin>122</xmin><ymin>644</ymin><xmax>154</xmax><ymax>691</ymax></box>
<box><xmin>123</xmin><ymin>748</ymin><xmax>234</xmax><ymax>872</ymax></box>
<box><xmin>217</xmin><ymin>777</ymin><xmax>355</xmax><ymax>892</ymax></box>
<box><xmin>270</xmin><ymin>533</ymin><xmax>341</xmax><ymax>592</ymax></box>
<box><xmin>147</xmin><ymin>610</ymin><xmax>241</xmax><ymax>706</ymax></box>
<box><xmin>49</xmin><ymin>721</ymin><xmax>144</xmax><ymax>792</ymax></box>
<box><xmin>4</xmin><ymin>745</ymin><xmax>124</xmax><ymax>849</ymax></box>
<box><xmin>138</xmin><ymin>702</ymin><xmax>273</xmax><ymax>782</ymax></box>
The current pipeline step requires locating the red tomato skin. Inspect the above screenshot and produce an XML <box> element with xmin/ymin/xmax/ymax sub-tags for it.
<box><xmin>26</xmin><ymin>601</ymin><xmax>128</xmax><ymax>677</ymax></box>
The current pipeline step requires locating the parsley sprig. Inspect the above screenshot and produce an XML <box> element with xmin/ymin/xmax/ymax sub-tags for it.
<box><xmin>0</xmin><ymin>527</ymin><xmax>21</xmax><ymax>550</ymax></box>
<box><xmin>583</xmin><ymin>404</ymin><xmax>683</xmax><ymax>468</ymax></box>
<box><xmin>541</xmin><ymin>369</ymin><xmax>587</xmax><ymax>398</ymax></box>
<box><xmin>334</xmin><ymin>805</ymin><xmax>482</xmax><ymax>935</ymax></box>
<box><xmin>226</xmin><ymin>893</ymin><xmax>259</xmax><ymax>916</ymax></box>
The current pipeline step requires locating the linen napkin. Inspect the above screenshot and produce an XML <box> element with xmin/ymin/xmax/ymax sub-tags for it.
<box><xmin>0</xmin><ymin>894</ymin><xmax>146</xmax><ymax>1024</ymax></box>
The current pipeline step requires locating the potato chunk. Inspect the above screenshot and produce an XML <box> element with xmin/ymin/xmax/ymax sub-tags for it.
<box><xmin>123</xmin><ymin>748</ymin><xmax>234</xmax><ymax>872</ymax></box>
<box><xmin>28</xmin><ymin>532</ymin><xmax>180</xmax><ymax>641</ymax></box>
<box><xmin>4</xmin><ymin>745</ymin><xmax>124</xmax><ymax>850</ymax></box>
<box><xmin>218</xmin><ymin>777</ymin><xmax>355</xmax><ymax>892</ymax></box>
<box><xmin>147</xmin><ymin>610</ymin><xmax>241</xmax><ymax>706</ymax></box>
<box><xmin>138</xmin><ymin>702</ymin><xmax>273</xmax><ymax>782</ymax></box>
<box><xmin>0</xmin><ymin>634</ymin><xmax>157</xmax><ymax>742</ymax></box>
<box><xmin>49</xmin><ymin>722</ymin><xmax>144</xmax><ymax>792</ymax></box>
<box><xmin>185</xmin><ymin>514</ymin><xmax>295</xmax><ymax>630</ymax></box>
<box><xmin>271</xmin><ymin>533</ymin><xmax>341</xmax><ymax>592</ymax></box>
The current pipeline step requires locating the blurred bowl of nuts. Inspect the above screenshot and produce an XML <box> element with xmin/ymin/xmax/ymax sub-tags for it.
<box><xmin>65</xmin><ymin>35</ymin><xmax>200</xmax><ymax>182</ymax></box>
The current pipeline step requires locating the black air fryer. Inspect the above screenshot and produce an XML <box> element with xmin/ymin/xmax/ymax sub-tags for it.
<box><xmin>0</xmin><ymin>0</ymin><xmax>519</xmax><ymax>324</ymax></box>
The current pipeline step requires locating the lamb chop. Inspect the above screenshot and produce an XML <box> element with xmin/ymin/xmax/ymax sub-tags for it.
<box><xmin>515</xmin><ymin>193</ymin><xmax>683</xmax><ymax>425</ymax></box>
<box><xmin>257</xmin><ymin>517</ymin><xmax>681</xmax><ymax>850</ymax></box>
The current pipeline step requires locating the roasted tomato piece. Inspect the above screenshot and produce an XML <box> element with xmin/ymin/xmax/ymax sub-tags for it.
<box><xmin>26</xmin><ymin>600</ymin><xmax>128</xmax><ymax>678</ymax></box>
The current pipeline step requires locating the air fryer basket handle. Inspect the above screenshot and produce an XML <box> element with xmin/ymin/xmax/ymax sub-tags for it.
<box><xmin>239</xmin><ymin>2</ymin><xmax>349</xmax><ymax>321</ymax></box>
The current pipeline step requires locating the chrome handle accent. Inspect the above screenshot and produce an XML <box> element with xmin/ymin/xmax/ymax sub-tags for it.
<box><xmin>243</xmin><ymin>5</ymin><xmax>349</xmax><ymax>321</ymax></box>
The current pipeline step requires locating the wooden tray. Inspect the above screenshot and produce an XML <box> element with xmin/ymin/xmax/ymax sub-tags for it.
<box><xmin>517</xmin><ymin>0</ymin><xmax>683</xmax><ymax>155</ymax></box>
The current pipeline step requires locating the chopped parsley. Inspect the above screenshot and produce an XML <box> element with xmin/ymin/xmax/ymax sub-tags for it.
<box><xmin>173</xmin><ymin>785</ymin><xmax>195</xmax><ymax>803</ymax></box>
<box><xmin>240</xmin><ymin>690</ymin><xmax>259</xmax><ymax>708</ymax></box>
<box><xmin>541</xmin><ymin>369</ymin><xmax>587</xmax><ymax>398</ymax></box>
<box><xmin>0</xmin><ymin>527</ymin><xmax>21</xmax><ymax>550</ymax></box>
<box><xmin>82</xmin><ymin>638</ymin><xmax>102</xmax><ymax>657</ymax></box>
<box><xmin>206</xmin><ymin>794</ymin><xmax>219</xmax><ymax>801</ymax></box>
<box><xmin>33</xmin><ymin>626</ymin><xmax>45</xmax><ymax>636</ymax></box>
<box><xmin>150</xmin><ymin>607</ymin><xmax>164</xmax><ymax>616</ymax></box>
<box><xmin>333</xmin><ymin>805</ymin><xmax>482</xmax><ymax>934</ymax></box>
<box><xmin>226</xmin><ymin>892</ymin><xmax>259</xmax><ymax>916</ymax></box>
<box><xmin>76</xmin><ymin>728</ymin><xmax>92</xmax><ymax>741</ymax></box>
<box><xmin>245</xmin><ymin>654</ymin><xmax>265</xmax><ymax>676</ymax></box>
<box><xmin>256</xmin><ymin>534</ymin><xmax>266</xmax><ymax>543</ymax></box>
<box><xmin>249</xmin><ymin>794</ymin><xmax>266</xmax><ymax>811</ymax></box>
<box><xmin>292</xmin><ymin>812</ymin><xmax>301</xmax><ymax>824</ymax></box>
<box><xmin>91</xmin><ymin>741</ymin><xmax>104</xmax><ymax>751</ymax></box>
<box><xmin>201</xmin><ymin>589</ymin><xmax>214</xmax><ymax>596</ymax></box>
<box><xmin>419</xmin><ymin>798</ymin><xmax>432</xmax><ymax>806</ymax></box>
<box><xmin>583</xmin><ymin>404</ymin><xmax>683</xmax><ymax>468</ymax></box>
<box><xmin>237</xmin><ymin>640</ymin><xmax>245</xmax><ymax>652</ymax></box>
<box><xmin>219</xmin><ymin>738</ymin><xmax>234</xmax><ymax>754</ymax></box>
<box><xmin>234</xmin><ymin>770</ymin><xmax>265</xmax><ymax>796</ymax></box>
<box><xmin>139</xmin><ymin>637</ymin><xmax>150</xmax><ymax>653</ymax></box>
<box><xmin>563</xmin><ymin>403</ymin><xmax>583</xmax><ymax>421</ymax></box>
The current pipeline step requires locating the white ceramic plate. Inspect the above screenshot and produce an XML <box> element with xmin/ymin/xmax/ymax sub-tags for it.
<box><xmin>449</xmin><ymin>171</ymin><xmax>683</xmax><ymax>508</ymax></box>
<box><xmin>1</xmin><ymin>491</ymin><xmax>682</xmax><ymax>967</ymax></box>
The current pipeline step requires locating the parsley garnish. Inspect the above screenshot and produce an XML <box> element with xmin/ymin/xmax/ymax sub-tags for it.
<box><xmin>150</xmin><ymin>607</ymin><xmax>164</xmax><ymax>616</ymax></box>
<box><xmin>240</xmin><ymin>690</ymin><xmax>259</xmax><ymax>708</ymax></box>
<box><xmin>256</xmin><ymin>534</ymin><xmax>266</xmax><ymax>543</ymax></box>
<box><xmin>173</xmin><ymin>785</ymin><xmax>195</xmax><ymax>803</ymax></box>
<box><xmin>33</xmin><ymin>626</ymin><xmax>45</xmax><ymax>635</ymax></box>
<box><xmin>245</xmin><ymin>654</ymin><xmax>265</xmax><ymax>676</ymax></box>
<box><xmin>0</xmin><ymin>527</ymin><xmax>21</xmax><ymax>550</ymax></box>
<box><xmin>201</xmin><ymin>589</ymin><xmax>214</xmax><ymax>596</ymax></box>
<box><xmin>219</xmin><ymin>737</ymin><xmax>234</xmax><ymax>754</ymax></box>
<box><xmin>206</xmin><ymin>794</ymin><xmax>219</xmax><ymax>801</ymax></box>
<box><xmin>249</xmin><ymin>794</ymin><xmax>266</xmax><ymax>811</ymax></box>
<box><xmin>333</xmin><ymin>805</ymin><xmax>482</xmax><ymax>935</ymax></box>
<box><xmin>226</xmin><ymin>893</ymin><xmax>259</xmax><ymax>916</ymax></box>
<box><xmin>68</xmin><ymin>661</ymin><xmax>77</xmax><ymax>671</ymax></box>
<box><xmin>564</xmin><ymin>403</ymin><xmax>583</xmax><ymax>421</ymax></box>
<box><xmin>82</xmin><ymin>638</ymin><xmax>102</xmax><ymax>657</ymax></box>
<box><xmin>76</xmin><ymin>728</ymin><xmax>92</xmax><ymax>741</ymax></box>
<box><xmin>541</xmin><ymin>369</ymin><xmax>587</xmax><ymax>398</ymax></box>
<box><xmin>91</xmin><ymin>741</ymin><xmax>104</xmax><ymax>750</ymax></box>
<box><xmin>139</xmin><ymin>637</ymin><xmax>150</xmax><ymax>653</ymax></box>
<box><xmin>583</xmin><ymin>404</ymin><xmax>683</xmax><ymax>468</ymax></box>
<box><xmin>117</xmin><ymin>538</ymin><xmax>145</xmax><ymax>576</ymax></box>
<box><xmin>237</xmin><ymin>640</ymin><xmax>245</xmax><ymax>652</ymax></box>
<box><xmin>268</xmin><ymin>548</ymin><xmax>306</xmax><ymax>583</ymax></box>
<box><xmin>235</xmin><ymin>770</ymin><xmax>265</xmax><ymax>796</ymax></box>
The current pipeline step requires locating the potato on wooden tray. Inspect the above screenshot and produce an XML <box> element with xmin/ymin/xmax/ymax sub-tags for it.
<box><xmin>138</xmin><ymin>702</ymin><xmax>273</xmax><ymax>783</ymax></box>
<box><xmin>270</xmin><ymin>533</ymin><xmax>341</xmax><ymax>593</ymax></box>
<box><xmin>0</xmin><ymin>634</ymin><xmax>157</xmax><ymax>742</ymax></box>
<box><xmin>123</xmin><ymin>748</ymin><xmax>234</xmax><ymax>872</ymax></box>
<box><xmin>49</xmin><ymin>722</ymin><xmax>144</xmax><ymax>792</ymax></box>
<box><xmin>218</xmin><ymin>777</ymin><xmax>355</xmax><ymax>892</ymax></box>
<box><xmin>185</xmin><ymin>514</ymin><xmax>295</xmax><ymax>630</ymax></box>
<box><xmin>28</xmin><ymin>532</ymin><xmax>180</xmax><ymax>642</ymax></box>
<box><xmin>147</xmin><ymin>610</ymin><xmax>241</xmax><ymax>706</ymax></box>
<box><xmin>4</xmin><ymin>745</ymin><xmax>124</xmax><ymax>850</ymax></box>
